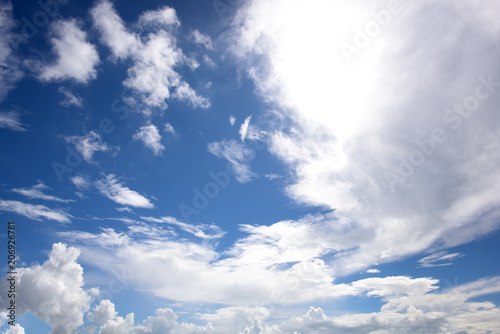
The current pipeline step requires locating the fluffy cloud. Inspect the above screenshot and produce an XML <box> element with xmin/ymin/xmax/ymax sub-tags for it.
<box><xmin>0</xmin><ymin>112</ymin><xmax>27</xmax><ymax>132</ymax></box>
<box><xmin>12</xmin><ymin>182</ymin><xmax>74</xmax><ymax>203</ymax></box>
<box><xmin>0</xmin><ymin>199</ymin><xmax>71</xmax><ymax>223</ymax></box>
<box><xmin>133</xmin><ymin>124</ymin><xmax>165</xmax><ymax>155</ymax></box>
<box><xmin>0</xmin><ymin>2</ymin><xmax>23</xmax><ymax>102</ymax></box>
<box><xmin>38</xmin><ymin>19</ymin><xmax>99</xmax><ymax>83</ymax></box>
<box><xmin>229</xmin><ymin>0</ymin><xmax>500</xmax><ymax>275</ymax></box>
<box><xmin>0</xmin><ymin>243</ymin><xmax>97</xmax><ymax>334</ymax></box>
<box><xmin>208</xmin><ymin>139</ymin><xmax>255</xmax><ymax>183</ymax></box>
<box><xmin>65</xmin><ymin>131</ymin><xmax>111</xmax><ymax>162</ymax></box>
<box><xmin>91</xmin><ymin>0</ymin><xmax>209</xmax><ymax>111</ymax></box>
<box><xmin>95</xmin><ymin>174</ymin><xmax>154</xmax><ymax>208</ymax></box>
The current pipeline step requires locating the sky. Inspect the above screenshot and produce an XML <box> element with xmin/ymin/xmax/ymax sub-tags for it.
<box><xmin>0</xmin><ymin>0</ymin><xmax>500</xmax><ymax>333</ymax></box>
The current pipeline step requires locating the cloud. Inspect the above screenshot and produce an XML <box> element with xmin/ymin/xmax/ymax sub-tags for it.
<box><xmin>0</xmin><ymin>243</ymin><xmax>97</xmax><ymax>334</ymax></box>
<box><xmin>95</xmin><ymin>174</ymin><xmax>154</xmax><ymax>208</ymax></box>
<box><xmin>418</xmin><ymin>251</ymin><xmax>464</xmax><ymax>268</ymax></box>
<box><xmin>65</xmin><ymin>131</ymin><xmax>110</xmax><ymax>162</ymax></box>
<box><xmin>229</xmin><ymin>0</ymin><xmax>500</xmax><ymax>275</ymax></box>
<box><xmin>0</xmin><ymin>2</ymin><xmax>23</xmax><ymax>102</ymax></box>
<box><xmin>38</xmin><ymin>19</ymin><xmax>99</xmax><ymax>83</ymax></box>
<box><xmin>133</xmin><ymin>124</ymin><xmax>165</xmax><ymax>155</ymax></box>
<box><xmin>239</xmin><ymin>115</ymin><xmax>252</xmax><ymax>141</ymax></box>
<box><xmin>366</xmin><ymin>268</ymin><xmax>380</xmax><ymax>274</ymax></box>
<box><xmin>58</xmin><ymin>87</ymin><xmax>83</xmax><ymax>108</ymax></box>
<box><xmin>70</xmin><ymin>176</ymin><xmax>91</xmax><ymax>190</ymax></box>
<box><xmin>207</xmin><ymin>139</ymin><xmax>255</xmax><ymax>183</ymax></box>
<box><xmin>0</xmin><ymin>199</ymin><xmax>71</xmax><ymax>223</ymax></box>
<box><xmin>164</xmin><ymin>122</ymin><xmax>175</xmax><ymax>135</ymax></box>
<box><xmin>229</xmin><ymin>115</ymin><xmax>236</xmax><ymax>126</ymax></box>
<box><xmin>0</xmin><ymin>112</ymin><xmax>27</xmax><ymax>132</ymax></box>
<box><xmin>91</xmin><ymin>0</ymin><xmax>209</xmax><ymax>111</ymax></box>
<box><xmin>12</xmin><ymin>182</ymin><xmax>74</xmax><ymax>203</ymax></box>
<box><xmin>141</xmin><ymin>216</ymin><xmax>226</xmax><ymax>239</ymax></box>
<box><xmin>189</xmin><ymin>29</ymin><xmax>214</xmax><ymax>50</ymax></box>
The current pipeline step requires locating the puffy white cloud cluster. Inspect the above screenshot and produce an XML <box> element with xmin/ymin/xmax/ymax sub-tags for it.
<box><xmin>90</xmin><ymin>0</ymin><xmax>210</xmax><ymax>112</ymax></box>
<box><xmin>0</xmin><ymin>243</ymin><xmax>97</xmax><ymax>334</ymax></box>
<box><xmin>38</xmin><ymin>19</ymin><xmax>100</xmax><ymax>83</ymax></box>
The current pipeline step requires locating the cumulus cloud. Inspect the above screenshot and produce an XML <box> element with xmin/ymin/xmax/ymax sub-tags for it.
<box><xmin>0</xmin><ymin>112</ymin><xmax>27</xmax><ymax>132</ymax></box>
<box><xmin>12</xmin><ymin>182</ymin><xmax>74</xmax><ymax>203</ymax></box>
<box><xmin>0</xmin><ymin>2</ymin><xmax>23</xmax><ymax>102</ymax></box>
<box><xmin>0</xmin><ymin>199</ymin><xmax>71</xmax><ymax>223</ymax></box>
<box><xmin>229</xmin><ymin>0</ymin><xmax>500</xmax><ymax>275</ymax></box>
<box><xmin>208</xmin><ymin>139</ymin><xmax>255</xmax><ymax>183</ymax></box>
<box><xmin>65</xmin><ymin>131</ymin><xmax>110</xmax><ymax>162</ymax></box>
<box><xmin>133</xmin><ymin>124</ymin><xmax>165</xmax><ymax>155</ymax></box>
<box><xmin>0</xmin><ymin>243</ymin><xmax>97</xmax><ymax>334</ymax></box>
<box><xmin>38</xmin><ymin>19</ymin><xmax>99</xmax><ymax>83</ymax></box>
<box><xmin>229</xmin><ymin>115</ymin><xmax>236</xmax><ymax>126</ymax></box>
<box><xmin>95</xmin><ymin>174</ymin><xmax>154</xmax><ymax>208</ymax></box>
<box><xmin>58</xmin><ymin>87</ymin><xmax>83</xmax><ymax>108</ymax></box>
<box><xmin>91</xmin><ymin>0</ymin><xmax>209</xmax><ymax>111</ymax></box>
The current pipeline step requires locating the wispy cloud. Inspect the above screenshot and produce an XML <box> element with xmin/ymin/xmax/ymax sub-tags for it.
<box><xmin>0</xmin><ymin>199</ymin><xmax>71</xmax><ymax>223</ymax></box>
<box><xmin>12</xmin><ymin>182</ymin><xmax>75</xmax><ymax>203</ymax></box>
<box><xmin>207</xmin><ymin>139</ymin><xmax>255</xmax><ymax>183</ymax></box>
<box><xmin>95</xmin><ymin>174</ymin><xmax>154</xmax><ymax>209</ymax></box>
<box><xmin>133</xmin><ymin>124</ymin><xmax>164</xmax><ymax>155</ymax></box>
<box><xmin>418</xmin><ymin>251</ymin><xmax>464</xmax><ymax>268</ymax></box>
<box><xmin>38</xmin><ymin>19</ymin><xmax>99</xmax><ymax>83</ymax></box>
<box><xmin>189</xmin><ymin>29</ymin><xmax>213</xmax><ymax>50</ymax></box>
<box><xmin>141</xmin><ymin>216</ymin><xmax>225</xmax><ymax>239</ymax></box>
<box><xmin>0</xmin><ymin>111</ymin><xmax>28</xmax><ymax>131</ymax></box>
<box><xmin>58</xmin><ymin>87</ymin><xmax>83</xmax><ymax>108</ymax></box>
<box><xmin>164</xmin><ymin>123</ymin><xmax>175</xmax><ymax>135</ymax></box>
<box><xmin>0</xmin><ymin>2</ymin><xmax>23</xmax><ymax>102</ymax></box>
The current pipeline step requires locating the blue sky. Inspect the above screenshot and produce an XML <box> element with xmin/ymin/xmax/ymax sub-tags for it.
<box><xmin>1</xmin><ymin>0</ymin><xmax>500</xmax><ymax>333</ymax></box>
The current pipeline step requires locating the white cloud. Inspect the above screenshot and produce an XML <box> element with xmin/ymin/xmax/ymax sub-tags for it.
<box><xmin>38</xmin><ymin>19</ymin><xmax>99</xmax><ymax>83</ymax></box>
<box><xmin>239</xmin><ymin>116</ymin><xmax>252</xmax><ymax>141</ymax></box>
<box><xmin>207</xmin><ymin>139</ymin><xmax>255</xmax><ymax>183</ymax></box>
<box><xmin>0</xmin><ymin>112</ymin><xmax>27</xmax><ymax>132</ymax></box>
<box><xmin>0</xmin><ymin>2</ymin><xmax>23</xmax><ymax>102</ymax></box>
<box><xmin>189</xmin><ymin>29</ymin><xmax>214</xmax><ymax>50</ymax></box>
<box><xmin>133</xmin><ymin>124</ymin><xmax>165</xmax><ymax>155</ymax></box>
<box><xmin>366</xmin><ymin>269</ymin><xmax>380</xmax><ymax>274</ymax></box>
<box><xmin>91</xmin><ymin>0</ymin><xmax>209</xmax><ymax>111</ymax></box>
<box><xmin>229</xmin><ymin>115</ymin><xmax>236</xmax><ymax>126</ymax></box>
<box><xmin>141</xmin><ymin>216</ymin><xmax>225</xmax><ymax>239</ymax></box>
<box><xmin>65</xmin><ymin>131</ymin><xmax>110</xmax><ymax>162</ymax></box>
<box><xmin>0</xmin><ymin>199</ymin><xmax>71</xmax><ymax>223</ymax></box>
<box><xmin>12</xmin><ymin>182</ymin><xmax>74</xmax><ymax>203</ymax></box>
<box><xmin>418</xmin><ymin>251</ymin><xmax>464</xmax><ymax>268</ymax></box>
<box><xmin>95</xmin><ymin>174</ymin><xmax>154</xmax><ymax>209</ymax></box>
<box><xmin>1</xmin><ymin>324</ymin><xmax>25</xmax><ymax>334</ymax></box>
<box><xmin>164</xmin><ymin>122</ymin><xmax>175</xmax><ymax>135</ymax></box>
<box><xmin>229</xmin><ymin>0</ymin><xmax>500</xmax><ymax>275</ymax></box>
<box><xmin>70</xmin><ymin>176</ymin><xmax>91</xmax><ymax>190</ymax></box>
<box><xmin>58</xmin><ymin>87</ymin><xmax>83</xmax><ymax>108</ymax></box>
<box><xmin>0</xmin><ymin>243</ymin><xmax>97</xmax><ymax>334</ymax></box>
